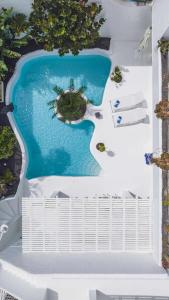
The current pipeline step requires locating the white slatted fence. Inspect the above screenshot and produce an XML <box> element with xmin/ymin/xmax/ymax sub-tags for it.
<box><xmin>22</xmin><ymin>197</ymin><xmax>152</xmax><ymax>253</ymax></box>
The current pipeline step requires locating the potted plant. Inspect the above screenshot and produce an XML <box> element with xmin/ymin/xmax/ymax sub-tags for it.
<box><xmin>96</xmin><ymin>143</ymin><xmax>106</xmax><ymax>152</ymax></box>
<box><xmin>110</xmin><ymin>66</ymin><xmax>122</xmax><ymax>84</ymax></box>
<box><xmin>154</xmin><ymin>101</ymin><xmax>169</xmax><ymax>119</ymax></box>
<box><xmin>152</xmin><ymin>152</ymin><xmax>169</xmax><ymax>170</ymax></box>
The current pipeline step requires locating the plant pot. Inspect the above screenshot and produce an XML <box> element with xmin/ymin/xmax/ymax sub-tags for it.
<box><xmin>96</xmin><ymin>143</ymin><xmax>106</xmax><ymax>152</ymax></box>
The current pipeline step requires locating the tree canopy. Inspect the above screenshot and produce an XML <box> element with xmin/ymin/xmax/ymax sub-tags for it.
<box><xmin>29</xmin><ymin>0</ymin><xmax>105</xmax><ymax>55</ymax></box>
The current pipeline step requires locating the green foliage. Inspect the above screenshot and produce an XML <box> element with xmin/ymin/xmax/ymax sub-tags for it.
<box><xmin>111</xmin><ymin>66</ymin><xmax>122</xmax><ymax>83</ymax></box>
<box><xmin>96</xmin><ymin>142</ymin><xmax>106</xmax><ymax>152</ymax></box>
<box><xmin>0</xmin><ymin>126</ymin><xmax>16</xmax><ymax>159</ymax></box>
<box><xmin>9</xmin><ymin>13</ymin><xmax>29</xmax><ymax>36</ymax></box>
<box><xmin>152</xmin><ymin>152</ymin><xmax>169</xmax><ymax>170</ymax></box>
<box><xmin>158</xmin><ymin>39</ymin><xmax>169</xmax><ymax>56</ymax></box>
<box><xmin>57</xmin><ymin>92</ymin><xmax>87</xmax><ymax>122</ymax></box>
<box><xmin>2</xmin><ymin>49</ymin><xmax>21</xmax><ymax>58</ymax></box>
<box><xmin>69</xmin><ymin>78</ymin><xmax>75</xmax><ymax>91</ymax></box>
<box><xmin>154</xmin><ymin>101</ymin><xmax>169</xmax><ymax>119</ymax></box>
<box><xmin>0</xmin><ymin>168</ymin><xmax>15</xmax><ymax>185</ymax></box>
<box><xmin>29</xmin><ymin>0</ymin><xmax>105</xmax><ymax>55</ymax></box>
<box><xmin>0</xmin><ymin>7</ymin><xmax>28</xmax><ymax>79</ymax></box>
<box><xmin>0</xmin><ymin>168</ymin><xmax>15</xmax><ymax>197</ymax></box>
<box><xmin>77</xmin><ymin>85</ymin><xmax>87</xmax><ymax>94</ymax></box>
<box><xmin>0</xmin><ymin>60</ymin><xmax>8</xmax><ymax>74</ymax></box>
<box><xmin>53</xmin><ymin>85</ymin><xmax>64</xmax><ymax>95</ymax></box>
<box><xmin>0</xmin><ymin>182</ymin><xmax>7</xmax><ymax>196</ymax></box>
<box><xmin>48</xmin><ymin>79</ymin><xmax>88</xmax><ymax>122</ymax></box>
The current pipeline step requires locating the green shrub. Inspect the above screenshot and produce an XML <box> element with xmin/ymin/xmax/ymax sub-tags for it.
<box><xmin>158</xmin><ymin>39</ymin><xmax>169</xmax><ymax>56</ymax></box>
<box><xmin>96</xmin><ymin>143</ymin><xmax>106</xmax><ymax>152</ymax></box>
<box><xmin>0</xmin><ymin>182</ymin><xmax>7</xmax><ymax>196</ymax></box>
<box><xmin>9</xmin><ymin>13</ymin><xmax>29</xmax><ymax>37</ymax></box>
<box><xmin>0</xmin><ymin>168</ymin><xmax>15</xmax><ymax>197</ymax></box>
<box><xmin>0</xmin><ymin>126</ymin><xmax>16</xmax><ymax>159</ymax></box>
<box><xmin>0</xmin><ymin>8</ymin><xmax>28</xmax><ymax>79</ymax></box>
<box><xmin>29</xmin><ymin>0</ymin><xmax>105</xmax><ymax>55</ymax></box>
<box><xmin>0</xmin><ymin>168</ymin><xmax>15</xmax><ymax>184</ymax></box>
<box><xmin>111</xmin><ymin>66</ymin><xmax>122</xmax><ymax>83</ymax></box>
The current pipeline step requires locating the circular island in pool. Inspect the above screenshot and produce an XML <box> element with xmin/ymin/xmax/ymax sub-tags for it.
<box><xmin>8</xmin><ymin>52</ymin><xmax>111</xmax><ymax>179</ymax></box>
<box><xmin>48</xmin><ymin>78</ymin><xmax>88</xmax><ymax>123</ymax></box>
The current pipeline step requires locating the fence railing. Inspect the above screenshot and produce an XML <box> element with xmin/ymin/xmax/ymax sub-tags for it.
<box><xmin>22</xmin><ymin>197</ymin><xmax>152</xmax><ymax>253</ymax></box>
<box><xmin>0</xmin><ymin>289</ymin><xmax>19</xmax><ymax>300</ymax></box>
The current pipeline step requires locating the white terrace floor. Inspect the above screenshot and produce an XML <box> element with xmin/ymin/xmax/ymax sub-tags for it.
<box><xmin>24</xmin><ymin>63</ymin><xmax>152</xmax><ymax>199</ymax></box>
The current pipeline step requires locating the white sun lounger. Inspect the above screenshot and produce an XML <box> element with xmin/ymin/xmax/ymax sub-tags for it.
<box><xmin>110</xmin><ymin>92</ymin><xmax>145</xmax><ymax>112</ymax></box>
<box><xmin>113</xmin><ymin>108</ymin><xmax>148</xmax><ymax>128</ymax></box>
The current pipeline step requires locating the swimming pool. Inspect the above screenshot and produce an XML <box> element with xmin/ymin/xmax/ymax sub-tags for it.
<box><xmin>10</xmin><ymin>54</ymin><xmax>111</xmax><ymax>179</ymax></box>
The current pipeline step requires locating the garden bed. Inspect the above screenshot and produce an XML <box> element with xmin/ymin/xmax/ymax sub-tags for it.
<box><xmin>0</xmin><ymin>103</ymin><xmax>22</xmax><ymax>199</ymax></box>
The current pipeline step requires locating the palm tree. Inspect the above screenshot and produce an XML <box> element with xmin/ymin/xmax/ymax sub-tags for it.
<box><xmin>48</xmin><ymin>79</ymin><xmax>89</xmax><ymax>121</ymax></box>
<box><xmin>0</xmin><ymin>8</ymin><xmax>28</xmax><ymax>79</ymax></box>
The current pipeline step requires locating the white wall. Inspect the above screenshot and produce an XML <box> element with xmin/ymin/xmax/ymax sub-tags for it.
<box><xmin>99</xmin><ymin>0</ymin><xmax>151</xmax><ymax>41</ymax></box>
<box><xmin>152</xmin><ymin>0</ymin><xmax>169</xmax><ymax>264</ymax></box>
<box><xmin>152</xmin><ymin>0</ymin><xmax>169</xmax><ymax>45</ymax></box>
<box><xmin>33</xmin><ymin>276</ymin><xmax>169</xmax><ymax>300</ymax></box>
<box><xmin>0</xmin><ymin>0</ymin><xmax>32</xmax><ymax>14</ymax></box>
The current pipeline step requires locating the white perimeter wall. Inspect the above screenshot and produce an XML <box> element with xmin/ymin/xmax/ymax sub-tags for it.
<box><xmin>152</xmin><ymin>0</ymin><xmax>169</xmax><ymax>264</ymax></box>
<box><xmin>99</xmin><ymin>0</ymin><xmax>151</xmax><ymax>41</ymax></box>
<box><xmin>0</xmin><ymin>0</ymin><xmax>32</xmax><ymax>14</ymax></box>
<box><xmin>1</xmin><ymin>0</ymin><xmax>163</xmax><ymax>269</ymax></box>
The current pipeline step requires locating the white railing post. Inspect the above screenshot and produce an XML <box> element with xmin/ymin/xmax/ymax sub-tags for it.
<box><xmin>0</xmin><ymin>289</ymin><xmax>7</xmax><ymax>300</ymax></box>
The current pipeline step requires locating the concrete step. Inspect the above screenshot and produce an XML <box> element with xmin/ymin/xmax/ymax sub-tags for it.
<box><xmin>7</xmin><ymin>200</ymin><xmax>20</xmax><ymax>216</ymax></box>
<box><xmin>0</xmin><ymin>267</ymin><xmax>47</xmax><ymax>300</ymax></box>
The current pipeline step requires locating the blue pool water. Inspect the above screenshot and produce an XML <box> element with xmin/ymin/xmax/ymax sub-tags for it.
<box><xmin>11</xmin><ymin>54</ymin><xmax>111</xmax><ymax>179</ymax></box>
